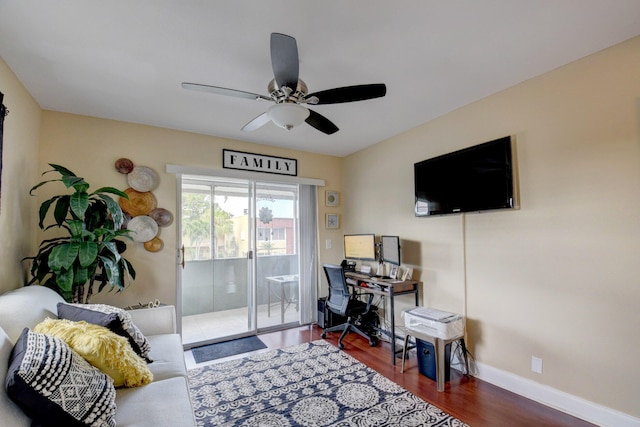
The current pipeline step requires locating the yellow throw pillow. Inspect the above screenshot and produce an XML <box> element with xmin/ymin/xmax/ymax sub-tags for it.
<box><xmin>34</xmin><ymin>318</ymin><xmax>153</xmax><ymax>388</ymax></box>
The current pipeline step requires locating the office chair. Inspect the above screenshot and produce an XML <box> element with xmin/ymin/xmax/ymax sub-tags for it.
<box><xmin>320</xmin><ymin>264</ymin><xmax>378</xmax><ymax>349</ymax></box>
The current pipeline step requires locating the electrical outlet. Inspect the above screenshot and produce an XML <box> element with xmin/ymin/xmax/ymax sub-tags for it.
<box><xmin>531</xmin><ymin>356</ymin><xmax>543</xmax><ymax>374</ymax></box>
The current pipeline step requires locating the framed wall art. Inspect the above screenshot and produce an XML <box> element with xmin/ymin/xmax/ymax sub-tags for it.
<box><xmin>326</xmin><ymin>213</ymin><xmax>339</xmax><ymax>229</ymax></box>
<box><xmin>325</xmin><ymin>191</ymin><xmax>339</xmax><ymax>207</ymax></box>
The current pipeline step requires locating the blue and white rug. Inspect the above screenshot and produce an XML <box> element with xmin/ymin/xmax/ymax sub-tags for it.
<box><xmin>188</xmin><ymin>340</ymin><xmax>468</xmax><ymax>426</ymax></box>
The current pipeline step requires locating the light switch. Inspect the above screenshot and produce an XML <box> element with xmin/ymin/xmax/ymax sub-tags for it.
<box><xmin>531</xmin><ymin>356</ymin><xmax>543</xmax><ymax>374</ymax></box>
<box><xmin>326</xmin><ymin>239</ymin><xmax>332</xmax><ymax>249</ymax></box>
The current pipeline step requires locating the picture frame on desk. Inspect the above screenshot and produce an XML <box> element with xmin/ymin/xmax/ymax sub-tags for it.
<box><xmin>402</xmin><ymin>267</ymin><xmax>413</xmax><ymax>281</ymax></box>
<box><xmin>389</xmin><ymin>265</ymin><xmax>398</xmax><ymax>279</ymax></box>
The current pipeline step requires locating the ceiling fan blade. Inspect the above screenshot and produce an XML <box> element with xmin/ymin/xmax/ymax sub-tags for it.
<box><xmin>270</xmin><ymin>33</ymin><xmax>299</xmax><ymax>90</ymax></box>
<box><xmin>307</xmin><ymin>83</ymin><xmax>387</xmax><ymax>105</ymax></box>
<box><xmin>305</xmin><ymin>110</ymin><xmax>339</xmax><ymax>135</ymax></box>
<box><xmin>182</xmin><ymin>82</ymin><xmax>270</xmax><ymax>101</ymax></box>
<box><xmin>241</xmin><ymin>112</ymin><xmax>271</xmax><ymax>132</ymax></box>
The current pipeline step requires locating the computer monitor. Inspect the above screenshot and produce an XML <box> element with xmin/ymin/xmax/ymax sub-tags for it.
<box><xmin>381</xmin><ymin>235</ymin><xmax>401</xmax><ymax>265</ymax></box>
<box><xmin>344</xmin><ymin>234</ymin><xmax>376</xmax><ymax>261</ymax></box>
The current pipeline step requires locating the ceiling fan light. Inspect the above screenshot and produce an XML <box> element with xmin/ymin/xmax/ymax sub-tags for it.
<box><xmin>267</xmin><ymin>103</ymin><xmax>309</xmax><ymax>130</ymax></box>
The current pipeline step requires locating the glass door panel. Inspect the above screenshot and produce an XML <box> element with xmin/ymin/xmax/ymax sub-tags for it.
<box><xmin>255</xmin><ymin>183</ymin><xmax>300</xmax><ymax>331</ymax></box>
<box><xmin>181</xmin><ymin>179</ymin><xmax>253</xmax><ymax>347</ymax></box>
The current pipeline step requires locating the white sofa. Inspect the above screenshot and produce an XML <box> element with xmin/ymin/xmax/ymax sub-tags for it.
<box><xmin>0</xmin><ymin>285</ymin><xmax>197</xmax><ymax>427</ymax></box>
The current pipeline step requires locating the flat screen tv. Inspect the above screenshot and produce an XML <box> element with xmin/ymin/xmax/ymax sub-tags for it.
<box><xmin>344</xmin><ymin>234</ymin><xmax>376</xmax><ymax>261</ymax></box>
<box><xmin>414</xmin><ymin>136</ymin><xmax>518</xmax><ymax>216</ymax></box>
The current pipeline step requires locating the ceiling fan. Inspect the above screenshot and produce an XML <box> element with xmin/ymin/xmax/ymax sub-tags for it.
<box><xmin>182</xmin><ymin>33</ymin><xmax>386</xmax><ymax>135</ymax></box>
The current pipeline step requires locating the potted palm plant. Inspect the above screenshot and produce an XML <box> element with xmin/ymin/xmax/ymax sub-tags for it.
<box><xmin>23</xmin><ymin>164</ymin><xmax>136</xmax><ymax>303</ymax></box>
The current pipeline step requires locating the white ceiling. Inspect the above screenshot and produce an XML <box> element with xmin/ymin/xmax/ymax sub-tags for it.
<box><xmin>1</xmin><ymin>1</ymin><xmax>639</xmax><ymax>157</ymax></box>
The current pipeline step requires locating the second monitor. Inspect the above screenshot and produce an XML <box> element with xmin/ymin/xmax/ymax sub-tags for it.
<box><xmin>380</xmin><ymin>235</ymin><xmax>401</xmax><ymax>266</ymax></box>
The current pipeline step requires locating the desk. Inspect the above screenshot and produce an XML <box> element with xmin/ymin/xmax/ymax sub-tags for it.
<box><xmin>344</xmin><ymin>272</ymin><xmax>420</xmax><ymax>365</ymax></box>
<box><xmin>265</xmin><ymin>275</ymin><xmax>299</xmax><ymax>323</ymax></box>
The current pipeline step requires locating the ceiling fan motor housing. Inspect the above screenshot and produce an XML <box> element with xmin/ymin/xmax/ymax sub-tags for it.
<box><xmin>268</xmin><ymin>78</ymin><xmax>308</xmax><ymax>104</ymax></box>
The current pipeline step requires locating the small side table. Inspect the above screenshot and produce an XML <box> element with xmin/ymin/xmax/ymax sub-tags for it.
<box><xmin>401</xmin><ymin>329</ymin><xmax>469</xmax><ymax>392</ymax></box>
<box><xmin>265</xmin><ymin>275</ymin><xmax>299</xmax><ymax>323</ymax></box>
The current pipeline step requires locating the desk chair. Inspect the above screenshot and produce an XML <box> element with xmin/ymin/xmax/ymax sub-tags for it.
<box><xmin>320</xmin><ymin>264</ymin><xmax>378</xmax><ymax>349</ymax></box>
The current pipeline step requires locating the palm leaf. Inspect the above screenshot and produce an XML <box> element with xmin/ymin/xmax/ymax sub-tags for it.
<box><xmin>29</xmin><ymin>179</ymin><xmax>62</xmax><ymax>196</ymax></box>
<box><xmin>61</xmin><ymin>175</ymin><xmax>87</xmax><ymax>190</ymax></box>
<box><xmin>53</xmin><ymin>196</ymin><xmax>70</xmax><ymax>225</ymax></box>
<box><xmin>55</xmin><ymin>268</ymin><xmax>74</xmax><ymax>293</ymax></box>
<box><xmin>48</xmin><ymin>243</ymin><xmax>80</xmax><ymax>271</ymax></box>
<box><xmin>67</xmin><ymin>219</ymin><xmax>84</xmax><ymax>237</ymax></box>
<box><xmin>38</xmin><ymin>197</ymin><xmax>58</xmax><ymax>229</ymax></box>
<box><xmin>74</xmin><ymin>266</ymin><xmax>90</xmax><ymax>285</ymax></box>
<box><xmin>97</xmin><ymin>194</ymin><xmax>124</xmax><ymax>229</ymax></box>
<box><xmin>93</xmin><ymin>187</ymin><xmax>128</xmax><ymax>198</ymax></box>
<box><xmin>70</xmin><ymin>191</ymin><xmax>89</xmax><ymax>218</ymax></box>
<box><xmin>99</xmin><ymin>256</ymin><xmax>120</xmax><ymax>286</ymax></box>
<box><xmin>78</xmin><ymin>241</ymin><xmax>99</xmax><ymax>268</ymax></box>
<box><xmin>48</xmin><ymin>164</ymin><xmax>76</xmax><ymax>177</ymax></box>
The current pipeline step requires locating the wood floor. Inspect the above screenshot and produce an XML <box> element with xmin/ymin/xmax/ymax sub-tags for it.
<box><xmin>257</xmin><ymin>325</ymin><xmax>596</xmax><ymax>427</ymax></box>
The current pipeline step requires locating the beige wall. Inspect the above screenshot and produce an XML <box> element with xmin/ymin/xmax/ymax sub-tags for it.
<box><xmin>37</xmin><ymin>112</ymin><xmax>343</xmax><ymax>307</ymax></box>
<box><xmin>0</xmin><ymin>57</ymin><xmax>41</xmax><ymax>294</ymax></box>
<box><xmin>343</xmin><ymin>36</ymin><xmax>640</xmax><ymax>416</ymax></box>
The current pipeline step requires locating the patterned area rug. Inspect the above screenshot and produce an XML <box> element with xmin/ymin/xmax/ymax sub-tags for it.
<box><xmin>188</xmin><ymin>340</ymin><xmax>468</xmax><ymax>426</ymax></box>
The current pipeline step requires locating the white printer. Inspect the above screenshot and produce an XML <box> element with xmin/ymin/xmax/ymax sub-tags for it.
<box><xmin>401</xmin><ymin>307</ymin><xmax>464</xmax><ymax>340</ymax></box>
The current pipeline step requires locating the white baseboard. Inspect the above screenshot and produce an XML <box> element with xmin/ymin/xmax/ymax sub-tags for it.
<box><xmin>474</xmin><ymin>362</ymin><xmax>640</xmax><ymax>427</ymax></box>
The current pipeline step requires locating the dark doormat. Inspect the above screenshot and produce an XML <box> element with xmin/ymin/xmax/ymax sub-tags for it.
<box><xmin>191</xmin><ymin>336</ymin><xmax>267</xmax><ymax>364</ymax></box>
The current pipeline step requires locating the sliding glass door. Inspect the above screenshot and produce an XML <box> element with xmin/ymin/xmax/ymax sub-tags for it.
<box><xmin>180</xmin><ymin>176</ymin><xmax>303</xmax><ymax>347</ymax></box>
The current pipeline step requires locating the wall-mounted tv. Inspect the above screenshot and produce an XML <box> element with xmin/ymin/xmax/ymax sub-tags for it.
<box><xmin>414</xmin><ymin>136</ymin><xmax>518</xmax><ymax>216</ymax></box>
<box><xmin>344</xmin><ymin>234</ymin><xmax>376</xmax><ymax>261</ymax></box>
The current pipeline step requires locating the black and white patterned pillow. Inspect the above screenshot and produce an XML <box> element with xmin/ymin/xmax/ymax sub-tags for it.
<box><xmin>57</xmin><ymin>303</ymin><xmax>152</xmax><ymax>362</ymax></box>
<box><xmin>5</xmin><ymin>328</ymin><xmax>116</xmax><ymax>427</ymax></box>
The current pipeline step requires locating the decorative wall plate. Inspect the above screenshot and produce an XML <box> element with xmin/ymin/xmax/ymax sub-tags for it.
<box><xmin>119</xmin><ymin>188</ymin><xmax>157</xmax><ymax>216</ymax></box>
<box><xmin>144</xmin><ymin>236</ymin><xmax>164</xmax><ymax>252</ymax></box>
<box><xmin>115</xmin><ymin>158</ymin><xmax>134</xmax><ymax>174</ymax></box>
<box><xmin>149</xmin><ymin>208</ymin><xmax>173</xmax><ymax>227</ymax></box>
<box><xmin>127</xmin><ymin>215</ymin><xmax>158</xmax><ymax>242</ymax></box>
<box><xmin>127</xmin><ymin>166</ymin><xmax>159</xmax><ymax>192</ymax></box>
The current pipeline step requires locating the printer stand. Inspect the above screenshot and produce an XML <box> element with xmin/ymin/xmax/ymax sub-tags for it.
<box><xmin>401</xmin><ymin>332</ymin><xmax>469</xmax><ymax>392</ymax></box>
